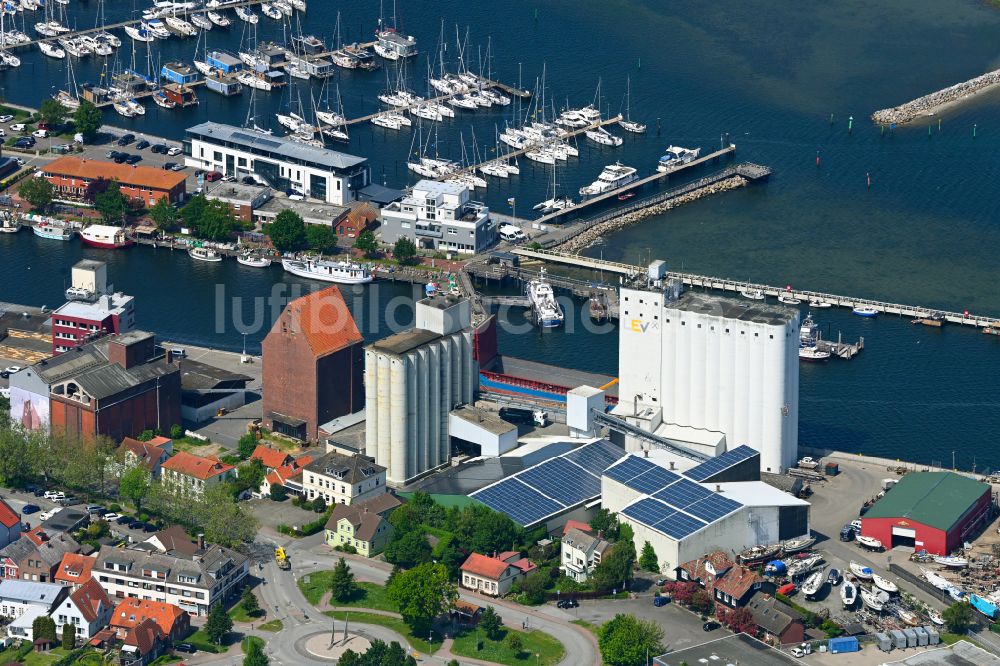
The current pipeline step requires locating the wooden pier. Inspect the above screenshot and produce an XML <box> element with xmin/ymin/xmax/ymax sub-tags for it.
<box><xmin>507</xmin><ymin>248</ymin><xmax>1000</xmax><ymax>330</ymax></box>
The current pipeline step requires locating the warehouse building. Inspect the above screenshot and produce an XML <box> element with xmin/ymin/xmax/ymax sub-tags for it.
<box><xmin>861</xmin><ymin>472</ymin><xmax>992</xmax><ymax>555</ymax></box>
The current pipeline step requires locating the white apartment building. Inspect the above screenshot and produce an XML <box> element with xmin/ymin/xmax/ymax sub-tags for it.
<box><xmin>301</xmin><ymin>451</ymin><xmax>387</xmax><ymax>506</ymax></box>
<box><xmin>184</xmin><ymin>122</ymin><xmax>370</xmax><ymax>206</ymax></box>
<box><xmin>0</xmin><ymin>580</ymin><xmax>67</xmax><ymax>619</ymax></box>
<box><xmin>379</xmin><ymin>180</ymin><xmax>495</xmax><ymax>254</ymax></box>
<box><xmin>560</xmin><ymin>528</ymin><xmax>610</xmax><ymax>582</ymax></box>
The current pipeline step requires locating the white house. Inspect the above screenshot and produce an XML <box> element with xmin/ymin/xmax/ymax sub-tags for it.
<box><xmin>378</xmin><ymin>180</ymin><xmax>495</xmax><ymax>254</ymax></box>
<box><xmin>0</xmin><ymin>580</ymin><xmax>68</xmax><ymax>620</ymax></box>
<box><xmin>560</xmin><ymin>527</ymin><xmax>610</xmax><ymax>583</ymax></box>
<box><xmin>51</xmin><ymin>578</ymin><xmax>113</xmax><ymax>642</ymax></box>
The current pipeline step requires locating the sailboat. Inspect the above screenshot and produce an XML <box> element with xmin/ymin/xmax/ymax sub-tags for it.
<box><xmin>52</xmin><ymin>47</ymin><xmax>79</xmax><ymax>110</ymax></box>
<box><xmin>125</xmin><ymin>24</ymin><xmax>155</xmax><ymax>42</ymax></box>
<box><xmin>317</xmin><ymin>82</ymin><xmax>349</xmax><ymax>142</ymax></box>
<box><xmin>618</xmin><ymin>77</ymin><xmax>646</xmax><ymax>133</ymax></box>
<box><xmin>235</xmin><ymin>6</ymin><xmax>258</xmax><ymax>24</ymax></box>
<box><xmin>39</xmin><ymin>40</ymin><xmax>66</xmax><ymax>58</ymax></box>
<box><xmin>533</xmin><ymin>161</ymin><xmax>574</xmax><ymax>214</ymax></box>
<box><xmin>207</xmin><ymin>11</ymin><xmax>230</xmax><ymax>27</ymax></box>
<box><xmin>0</xmin><ymin>12</ymin><xmax>20</xmax><ymax>67</ymax></box>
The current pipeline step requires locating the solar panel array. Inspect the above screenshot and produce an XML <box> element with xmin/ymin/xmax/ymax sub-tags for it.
<box><xmin>471</xmin><ymin>440</ymin><xmax>627</xmax><ymax>526</ymax></box>
<box><xmin>684</xmin><ymin>445</ymin><xmax>760</xmax><ymax>482</ymax></box>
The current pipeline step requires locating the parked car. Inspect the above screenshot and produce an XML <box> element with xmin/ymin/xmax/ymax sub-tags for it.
<box><xmin>166</xmin><ymin>146</ymin><xmax>181</xmax><ymax>156</ymax></box>
<box><xmin>150</xmin><ymin>144</ymin><xmax>167</xmax><ymax>154</ymax></box>
<box><xmin>102</xmin><ymin>513</ymin><xmax>120</xmax><ymax>521</ymax></box>
<box><xmin>86</xmin><ymin>505</ymin><xmax>103</xmax><ymax>514</ymax></box>
<box><xmin>140</xmin><ymin>522</ymin><xmax>157</xmax><ymax>533</ymax></box>
<box><xmin>702</xmin><ymin>621</ymin><xmax>720</xmax><ymax>632</ymax></box>
<box><xmin>840</xmin><ymin>525</ymin><xmax>856</xmax><ymax>541</ymax></box>
<box><xmin>652</xmin><ymin>596</ymin><xmax>669</xmax><ymax>607</ymax></box>
<box><xmin>163</xmin><ymin>162</ymin><xmax>177</xmax><ymax>171</ymax></box>
<box><xmin>105</xmin><ymin>150</ymin><xmax>121</xmax><ymax>159</ymax></box>
<box><xmin>10</xmin><ymin>123</ymin><xmax>26</xmax><ymax>132</ymax></box>
<box><xmin>43</xmin><ymin>491</ymin><xmax>65</xmax><ymax>501</ymax></box>
<box><xmin>173</xmin><ymin>643</ymin><xmax>196</xmax><ymax>654</ymax></box>
<box><xmin>117</xmin><ymin>133</ymin><xmax>135</xmax><ymax>146</ymax></box>
<box><xmin>655</xmin><ymin>578</ymin><xmax>667</xmax><ymax>586</ymax></box>
<box><xmin>125</xmin><ymin>154</ymin><xmax>142</xmax><ymax>165</ymax></box>
<box><xmin>21</xmin><ymin>504</ymin><xmax>40</xmax><ymax>515</ymax></box>
<box><xmin>13</xmin><ymin>138</ymin><xmax>33</xmax><ymax>149</ymax></box>
<box><xmin>241</xmin><ymin>176</ymin><xmax>256</xmax><ymax>185</ymax></box>
<box><xmin>113</xmin><ymin>153</ymin><xmax>129</xmax><ymax>164</ymax></box>
<box><xmin>135</xmin><ymin>139</ymin><xmax>150</xmax><ymax>150</ymax></box>
<box><xmin>0</xmin><ymin>114</ymin><xmax>14</xmax><ymax>123</ymax></box>
<box><xmin>31</xmin><ymin>129</ymin><xmax>48</xmax><ymax>139</ymax></box>
<box><xmin>204</xmin><ymin>171</ymin><xmax>222</xmax><ymax>182</ymax></box>
<box><xmin>556</xmin><ymin>598</ymin><xmax>579</xmax><ymax>609</ymax></box>
<box><xmin>116</xmin><ymin>515</ymin><xmax>133</xmax><ymax>526</ymax></box>
<box><xmin>170</xmin><ymin>163</ymin><xmax>185</xmax><ymax>171</ymax></box>
<box><xmin>32</xmin><ymin>488</ymin><xmax>44</xmax><ymax>497</ymax></box>
<box><xmin>0</xmin><ymin>129</ymin><xmax>6</xmax><ymax>138</ymax></box>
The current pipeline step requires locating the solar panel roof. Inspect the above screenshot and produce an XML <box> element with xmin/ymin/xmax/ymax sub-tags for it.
<box><xmin>518</xmin><ymin>458</ymin><xmax>601</xmax><ymax>507</ymax></box>
<box><xmin>604</xmin><ymin>456</ymin><xmax>656</xmax><ymax>484</ymax></box>
<box><xmin>652</xmin><ymin>478</ymin><xmax>715</xmax><ymax>507</ymax></box>
<box><xmin>686</xmin><ymin>494</ymin><xmax>743</xmax><ymax>522</ymax></box>
<box><xmin>472</xmin><ymin>478</ymin><xmax>563</xmax><ymax>527</ymax></box>
<box><xmin>627</xmin><ymin>467</ymin><xmax>682</xmax><ymax>495</ymax></box>
<box><xmin>564</xmin><ymin>439</ymin><xmax>627</xmax><ymax>472</ymax></box>
<box><xmin>685</xmin><ymin>445</ymin><xmax>759</xmax><ymax>482</ymax></box>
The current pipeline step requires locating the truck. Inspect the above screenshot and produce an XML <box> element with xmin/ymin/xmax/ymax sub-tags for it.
<box><xmin>275</xmin><ymin>547</ymin><xmax>290</xmax><ymax>570</ymax></box>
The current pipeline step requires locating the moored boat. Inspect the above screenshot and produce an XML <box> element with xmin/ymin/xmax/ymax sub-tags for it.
<box><xmin>579</xmin><ymin>163</ymin><xmax>638</xmax><ymax>197</ymax></box>
<box><xmin>853</xmin><ymin>305</ymin><xmax>879</xmax><ymax>317</ymax></box>
<box><xmin>80</xmin><ymin>224</ymin><xmax>134</xmax><ymax>249</ymax></box>
<box><xmin>189</xmin><ymin>246</ymin><xmax>223</xmax><ymax>262</ymax></box>
<box><xmin>740</xmin><ymin>288</ymin><xmax>765</xmax><ymax>301</ymax></box>
<box><xmin>657</xmin><ymin>145</ymin><xmax>700</xmax><ymax>172</ymax></box>
<box><xmin>237</xmin><ymin>252</ymin><xmax>272</xmax><ymax>268</ymax></box>
<box><xmin>207</xmin><ymin>11</ymin><xmax>230</xmax><ymax>27</ymax></box>
<box><xmin>31</xmin><ymin>219</ymin><xmax>76</xmax><ymax>241</ymax></box>
<box><xmin>526</xmin><ymin>267</ymin><xmax>564</xmax><ymax>329</ymax></box>
<box><xmin>281</xmin><ymin>257</ymin><xmax>372</xmax><ymax>284</ymax></box>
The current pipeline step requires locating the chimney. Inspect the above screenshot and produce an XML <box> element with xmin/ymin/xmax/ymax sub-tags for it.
<box><xmin>669</xmin><ymin>461</ymin><xmax>675</xmax><ymax>470</ymax></box>
<box><xmin>643</xmin><ymin>450</ymin><xmax>648</xmax><ymax>458</ymax></box>
<box><xmin>197</xmin><ymin>534</ymin><xmax>205</xmax><ymax>550</ymax></box>
<box><xmin>597</xmin><ymin>529</ymin><xmax>604</xmax><ymax>540</ymax></box>
<box><xmin>715</xmin><ymin>484</ymin><xmax>722</xmax><ymax>492</ymax></box>
<box><xmin>165</xmin><ymin>349</ymin><xmax>174</xmax><ymax>365</ymax></box>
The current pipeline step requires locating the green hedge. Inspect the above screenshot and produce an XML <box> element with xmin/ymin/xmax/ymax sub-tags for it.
<box><xmin>0</xmin><ymin>166</ymin><xmax>34</xmax><ymax>191</ymax></box>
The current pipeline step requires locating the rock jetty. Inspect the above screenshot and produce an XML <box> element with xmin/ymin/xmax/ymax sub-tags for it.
<box><xmin>871</xmin><ymin>67</ymin><xmax>1000</xmax><ymax>126</ymax></box>
<box><xmin>554</xmin><ymin>175</ymin><xmax>749</xmax><ymax>253</ymax></box>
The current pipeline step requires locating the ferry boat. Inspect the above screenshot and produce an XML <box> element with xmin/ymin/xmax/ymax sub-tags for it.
<box><xmin>657</xmin><ymin>146</ymin><xmax>701</xmax><ymax>172</ymax></box>
<box><xmin>579</xmin><ymin>163</ymin><xmax>638</xmax><ymax>197</ymax></box>
<box><xmin>852</xmin><ymin>306</ymin><xmax>879</xmax><ymax>318</ymax></box>
<box><xmin>32</xmin><ymin>220</ymin><xmax>76</xmax><ymax>241</ymax></box>
<box><xmin>189</xmin><ymin>246</ymin><xmax>223</xmax><ymax>262</ymax></box>
<box><xmin>526</xmin><ymin>268</ymin><xmax>564</xmax><ymax>328</ymax></box>
<box><xmin>840</xmin><ymin>580</ymin><xmax>857</xmax><ymax>608</ymax></box>
<box><xmin>237</xmin><ymin>252</ymin><xmax>271</xmax><ymax>268</ymax></box>
<box><xmin>80</xmin><ymin>224</ymin><xmax>134</xmax><ymax>249</ymax></box>
<box><xmin>281</xmin><ymin>258</ymin><xmax>372</xmax><ymax>284</ymax></box>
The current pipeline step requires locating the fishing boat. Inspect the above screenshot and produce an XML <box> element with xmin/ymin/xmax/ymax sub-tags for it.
<box><xmin>860</xmin><ymin>586</ymin><xmax>889</xmax><ymax>611</ymax></box>
<box><xmin>152</xmin><ymin>92</ymin><xmax>176</xmax><ymax>109</ymax></box>
<box><xmin>0</xmin><ymin>215</ymin><xmax>21</xmax><ymax>234</ymax></box>
<box><xmin>801</xmin><ymin>570</ymin><xmax>825</xmax><ymax>599</ymax></box>
<box><xmin>281</xmin><ymin>257</ymin><xmax>372</xmax><ymax>284</ymax></box>
<box><xmin>849</xmin><ymin>561</ymin><xmax>873</xmax><ymax>579</ymax></box>
<box><xmin>237</xmin><ymin>252</ymin><xmax>271</xmax><ymax>268</ymax></box>
<box><xmin>235</xmin><ymin>6</ymin><xmax>257</xmax><ymax>23</ymax></box>
<box><xmin>207</xmin><ymin>11</ymin><xmax>230</xmax><ymax>27</ymax></box>
<box><xmin>124</xmin><ymin>25</ymin><xmax>154</xmax><ymax>42</ymax></box>
<box><xmin>80</xmin><ymin>224</ymin><xmax>134</xmax><ymax>249</ymax></box>
<box><xmin>872</xmin><ymin>574</ymin><xmax>898</xmax><ymax>594</ymax></box>
<box><xmin>934</xmin><ymin>555</ymin><xmax>969</xmax><ymax>569</ymax></box>
<box><xmin>189</xmin><ymin>246</ymin><xmax>223</xmax><ymax>262</ymax></box>
<box><xmin>585</xmin><ymin>126</ymin><xmax>623</xmax><ymax>147</ymax></box>
<box><xmin>739</xmin><ymin>544</ymin><xmax>782</xmax><ymax>566</ymax></box>
<box><xmin>852</xmin><ymin>306</ymin><xmax>879</xmax><ymax>317</ymax></box>
<box><xmin>840</xmin><ymin>580</ymin><xmax>857</xmax><ymax>607</ymax></box>
<box><xmin>38</xmin><ymin>41</ymin><xmax>65</xmax><ymax>58</ymax></box>
<box><xmin>190</xmin><ymin>14</ymin><xmax>212</xmax><ymax>31</ymax></box>
<box><xmin>857</xmin><ymin>535</ymin><xmax>883</xmax><ymax>551</ymax></box>
<box><xmin>579</xmin><ymin>163</ymin><xmax>638</xmax><ymax>197</ymax></box>
<box><xmin>526</xmin><ymin>267</ymin><xmax>564</xmax><ymax>328</ymax></box>
<box><xmin>32</xmin><ymin>220</ymin><xmax>76</xmax><ymax>241</ymax></box>
<box><xmin>827</xmin><ymin>568</ymin><xmax>841</xmax><ymax>586</ymax></box>
<box><xmin>657</xmin><ymin>145</ymin><xmax>701</xmax><ymax>172</ymax></box>
<box><xmin>927</xmin><ymin>609</ymin><xmax>944</xmax><ymax>625</ymax></box>
<box><xmin>782</xmin><ymin>535</ymin><xmax>816</xmax><ymax>554</ymax></box>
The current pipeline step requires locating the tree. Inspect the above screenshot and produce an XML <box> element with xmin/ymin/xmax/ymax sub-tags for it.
<box><xmin>73</xmin><ymin>100</ymin><xmax>103</xmax><ymax>141</ymax></box>
<box><xmin>230</xmin><ymin>458</ymin><xmax>264</xmax><ymax>498</ymax></box>
<box><xmin>269</xmin><ymin>484</ymin><xmax>287</xmax><ymax>501</ymax></box>
<box><xmin>384</xmin><ymin>530</ymin><xmax>432</xmax><ymax>569</ymax></box>
<box><xmin>32</xmin><ymin>615</ymin><xmax>57</xmax><ymax>642</ymax></box>
<box><xmin>717</xmin><ymin>606</ymin><xmax>756</xmax><ymax>635</ymax></box>
<box><xmin>240</xmin><ymin>586</ymin><xmax>261</xmax><ymax>617</ymax></box>
<box><xmin>306</xmin><ymin>224</ymin><xmax>337</xmax><ymax>253</ymax></box>
<box><xmin>393</xmin><ymin>237</ymin><xmax>417</xmax><ymax>265</ymax></box>
<box><xmin>313</xmin><ymin>496</ymin><xmax>327</xmax><ymax>513</ymax></box>
<box><xmin>237</xmin><ymin>433</ymin><xmax>258</xmax><ymax>460</ymax></box>
<box><xmin>204</xmin><ymin>602</ymin><xmax>233</xmax><ymax>645</ymax></box>
<box><xmin>196</xmin><ymin>485</ymin><xmax>260</xmax><ymax>547</ymax></box>
<box><xmin>330</xmin><ymin>557</ymin><xmax>356</xmax><ymax>603</ymax></box>
<box><xmin>591</xmin><ymin>540</ymin><xmax>636</xmax><ymax>592</ymax></box>
<box><xmin>504</xmin><ymin>632</ymin><xmax>523</xmax><ymax>655</ymax></box>
<box><xmin>386</xmin><ymin>562</ymin><xmax>457</xmax><ymax>633</ymax></box>
<box><xmin>94</xmin><ymin>180</ymin><xmax>128</xmax><ymax>222</ymax></box>
<box><xmin>84</xmin><ymin>177</ymin><xmax>111</xmax><ymax>203</ymax></box>
<box><xmin>170</xmin><ymin>424</ymin><xmax>184</xmax><ymax>439</ymax></box>
<box><xmin>453</xmin><ymin>504</ymin><xmax>522</xmax><ymax>555</ymax></box>
<box><xmin>119</xmin><ymin>466</ymin><xmax>150</xmax><ymax>512</ymax></box>
<box><xmin>266</xmin><ymin>209</ymin><xmax>307</xmax><ymax>252</ymax></box>
<box><xmin>597</xmin><ymin>614</ymin><xmax>665</xmax><ymax>666</ymax></box>
<box><xmin>196</xmin><ymin>199</ymin><xmax>245</xmax><ymax>241</ymax></box>
<box><xmin>61</xmin><ymin>621</ymin><xmax>75</xmax><ymax>650</ymax></box>
<box><xmin>18</xmin><ymin>176</ymin><xmax>54</xmax><ymax>211</ymax></box>
<box><xmin>354</xmin><ymin>229</ymin><xmax>378</xmax><ymax>258</ymax></box>
<box><xmin>513</xmin><ymin>572</ymin><xmax>547</xmax><ymax>605</ymax></box>
<box><xmin>479</xmin><ymin>605</ymin><xmax>502</xmax><ymax>641</ymax></box>
<box><xmin>690</xmin><ymin>589</ymin><xmax>714</xmax><ymax>615</ymax></box>
<box><xmin>243</xmin><ymin>638</ymin><xmax>269</xmax><ymax>666</ymax></box>
<box><xmin>944</xmin><ymin>600</ymin><xmax>973</xmax><ymax>634</ymax></box>
<box><xmin>149</xmin><ymin>197</ymin><xmax>179</xmax><ymax>231</ymax></box>
<box><xmin>180</xmin><ymin>194</ymin><xmax>208</xmax><ymax>230</ymax></box>
<box><xmin>39</xmin><ymin>98</ymin><xmax>68</xmax><ymax>127</ymax></box>
<box><xmin>639</xmin><ymin>541</ymin><xmax>659</xmax><ymax>573</ymax></box>
<box><xmin>589</xmin><ymin>508</ymin><xmax>619</xmax><ymax>540</ymax></box>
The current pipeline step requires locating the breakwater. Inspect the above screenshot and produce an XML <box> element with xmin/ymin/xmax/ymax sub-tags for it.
<box><xmin>871</xmin><ymin>66</ymin><xmax>1000</xmax><ymax>125</ymax></box>
<box><xmin>553</xmin><ymin>175</ymin><xmax>749</xmax><ymax>253</ymax></box>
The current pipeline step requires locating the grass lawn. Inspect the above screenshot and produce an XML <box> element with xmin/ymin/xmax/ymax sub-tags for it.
<box><xmin>172</xmin><ymin>436</ymin><xmax>213</xmax><ymax>452</ymax></box>
<box><xmin>324</xmin><ymin>611</ymin><xmax>436</xmax><ymax>655</ymax></box>
<box><xmin>148</xmin><ymin>656</ymin><xmax>182</xmax><ymax>666</ymax></box>
<box><xmin>242</xmin><ymin>636</ymin><xmax>265</xmax><ymax>654</ymax></box>
<box><xmin>184</xmin><ymin>628</ymin><xmax>225</xmax><ymax>654</ymax></box>
<box><xmin>298</xmin><ymin>574</ymin><xmax>396</xmax><ymax>612</ymax></box>
<box><xmin>397</xmin><ymin>492</ymin><xmax>481</xmax><ymax>510</ymax></box>
<box><xmin>259</xmin><ymin>619</ymin><xmax>284</xmax><ymax>632</ymax></box>
<box><xmin>451</xmin><ymin>627</ymin><xmax>565</xmax><ymax>666</ymax></box>
<box><xmin>7</xmin><ymin>647</ymin><xmax>73</xmax><ymax>666</ymax></box>
<box><xmin>229</xmin><ymin>603</ymin><xmax>265</xmax><ymax>623</ymax></box>
<box><xmin>940</xmin><ymin>634</ymin><xmax>983</xmax><ymax>649</ymax></box>
<box><xmin>570</xmin><ymin>619</ymin><xmax>600</xmax><ymax>636</ymax></box>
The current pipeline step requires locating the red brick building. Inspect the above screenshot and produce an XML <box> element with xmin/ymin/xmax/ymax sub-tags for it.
<box><xmin>334</xmin><ymin>202</ymin><xmax>378</xmax><ymax>239</ymax></box>
<box><xmin>40</xmin><ymin>157</ymin><xmax>188</xmax><ymax>205</ymax></box>
<box><xmin>47</xmin><ymin>331</ymin><xmax>182</xmax><ymax>442</ymax></box>
<box><xmin>262</xmin><ymin>286</ymin><xmax>364</xmax><ymax>442</ymax></box>
<box><xmin>676</xmin><ymin>551</ymin><xmax>773</xmax><ymax>609</ymax></box>
<box><xmin>51</xmin><ymin>293</ymin><xmax>136</xmax><ymax>355</ymax></box>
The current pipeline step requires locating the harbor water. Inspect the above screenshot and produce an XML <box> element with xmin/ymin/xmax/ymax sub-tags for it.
<box><xmin>1</xmin><ymin>0</ymin><xmax>999</xmax><ymax>467</ymax></box>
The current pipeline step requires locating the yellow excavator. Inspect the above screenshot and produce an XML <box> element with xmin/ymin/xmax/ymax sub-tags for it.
<box><xmin>275</xmin><ymin>546</ymin><xmax>290</xmax><ymax>570</ymax></box>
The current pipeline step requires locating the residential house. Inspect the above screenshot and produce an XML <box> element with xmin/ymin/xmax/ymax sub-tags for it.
<box><xmin>121</xmin><ymin>436</ymin><xmax>173</xmax><ymax>479</ymax></box>
<box><xmin>142</xmin><ymin>526</ymin><xmax>200</xmax><ymax>558</ymax></box>
<box><xmin>160</xmin><ymin>451</ymin><xmax>236</xmax><ymax>498</ymax></box>
<box><xmin>460</xmin><ymin>552</ymin><xmax>537</xmax><ymax>597</ymax></box>
<box><xmin>111</xmin><ymin>598</ymin><xmax>190</xmax><ymax>644</ymax></box>
<box><xmin>0</xmin><ymin>579</ymin><xmax>68</xmax><ymax>619</ymax></box>
<box><xmin>676</xmin><ymin>551</ymin><xmax>773</xmax><ymax>609</ymax></box>
<box><xmin>560</xmin><ymin>527</ymin><xmax>610</xmax><ymax>583</ymax></box>
<box><xmin>323</xmin><ymin>493</ymin><xmax>403</xmax><ymax>556</ymax></box>
<box><xmin>303</xmin><ymin>452</ymin><xmax>386</xmax><ymax>507</ymax></box>
<box><xmin>260</xmin><ymin>455</ymin><xmax>313</xmax><ymax>498</ymax></box>
<box><xmin>0</xmin><ymin>528</ymin><xmax>80</xmax><ymax>582</ymax></box>
<box><xmin>746</xmin><ymin>593</ymin><xmax>807</xmax><ymax>645</ymax></box>
<box><xmin>250</xmin><ymin>445</ymin><xmax>293</xmax><ymax>474</ymax></box>
<box><xmin>52</xmin><ymin>578</ymin><xmax>113</xmax><ymax>642</ymax></box>
<box><xmin>333</xmin><ymin>202</ymin><xmax>377</xmax><ymax>239</ymax></box>
<box><xmin>379</xmin><ymin>179</ymin><xmax>495</xmax><ymax>254</ymax></box>
<box><xmin>93</xmin><ymin>543</ymin><xmax>248</xmax><ymax>616</ymax></box>
<box><xmin>0</xmin><ymin>499</ymin><xmax>22</xmax><ymax>549</ymax></box>
<box><xmin>54</xmin><ymin>553</ymin><xmax>97</xmax><ymax>589</ymax></box>
<box><xmin>120</xmin><ymin>618</ymin><xmax>166</xmax><ymax>666</ymax></box>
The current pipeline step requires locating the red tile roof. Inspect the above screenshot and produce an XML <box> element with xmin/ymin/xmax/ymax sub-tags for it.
<box><xmin>266</xmin><ymin>455</ymin><xmax>313</xmax><ymax>487</ymax></box>
<box><xmin>562</xmin><ymin>520</ymin><xmax>592</xmax><ymax>537</ymax></box>
<box><xmin>251</xmin><ymin>445</ymin><xmax>293</xmax><ymax>470</ymax></box>
<box><xmin>123</xmin><ymin>618</ymin><xmax>164</xmax><ymax>655</ymax></box>
<box><xmin>44</xmin><ymin>156</ymin><xmax>188</xmax><ymax>192</ymax></box>
<box><xmin>714</xmin><ymin>565</ymin><xmax>763</xmax><ymax>601</ymax></box>
<box><xmin>70</xmin><ymin>578</ymin><xmax>110</xmax><ymax>623</ymax></box>
<box><xmin>113</xmin><ymin>598</ymin><xmax>186</xmax><ymax>637</ymax></box>
<box><xmin>0</xmin><ymin>499</ymin><xmax>19</xmax><ymax>529</ymax></box>
<box><xmin>461</xmin><ymin>552</ymin><xmax>536</xmax><ymax>581</ymax></box>
<box><xmin>161</xmin><ymin>451</ymin><xmax>235</xmax><ymax>480</ymax></box>
<box><xmin>271</xmin><ymin>286</ymin><xmax>363</xmax><ymax>357</ymax></box>
<box><xmin>55</xmin><ymin>553</ymin><xmax>96</xmax><ymax>585</ymax></box>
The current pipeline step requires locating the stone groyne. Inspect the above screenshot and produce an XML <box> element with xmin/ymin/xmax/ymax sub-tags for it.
<box><xmin>553</xmin><ymin>175</ymin><xmax>749</xmax><ymax>253</ymax></box>
<box><xmin>871</xmin><ymin>67</ymin><xmax>1000</xmax><ymax>126</ymax></box>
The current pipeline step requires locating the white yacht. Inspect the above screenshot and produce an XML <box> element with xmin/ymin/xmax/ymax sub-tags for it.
<box><xmin>281</xmin><ymin>258</ymin><xmax>372</xmax><ymax>284</ymax></box>
<box><xmin>38</xmin><ymin>41</ymin><xmax>66</xmax><ymax>58</ymax></box>
<box><xmin>143</xmin><ymin>20</ymin><xmax>171</xmax><ymax>39</ymax></box>
<box><xmin>124</xmin><ymin>25</ymin><xmax>155</xmax><ymax>42</ymax></box>
<box><xmin>260</xmin><ymin>3</ymin><xmax>282</xmax><ymax>20</ymax></box>
<box><xmin>316</xmin><ymin>109</ymin><xmax>346</xmax><ymax>126</ymax></box>
<box><xmin>371</xmin><ymin>112</ymin><xmax>406</xmax><ymax>130</ymax></box>
<box><xmin>164</xmin><ymin>16</ymin><xmax>196</xmax><ymax>36</ymax></box>
<box><xmin>556</xmin><ymin>105</ymin><xmax>601</xmax><ymax>128</ymax></box>
<box><xmin>579</xmin><ymin>163</ymin><xmax>638</xmax><ymax>197</ymax></box>
<box><xmin>410</xmin><ymin>104</ymin><xmax>443</xmax><ymax>122</ymax></box>
<box><xmin>189</xmin><ymin>246</ymin><xmax>223</xmax><ymax>262</ymax></box>
<box><xmin>657</xmin><ymin>146</ymin><xmax>701</xmax><ymax>172</ymax></box>
<box><xmin>190</xmin><ymin>14</ymin><xmax>212</xmax><ymax>31</ymax></box>
<box><xmin>112</xmin><ymin>99</ymin><xmax>135</xmax><ymax>117</ymax></box>
<box><xmin>524</xmin><ymin>148</ymin><xmax>556</xmax><ymax>165</ymax></box>
<box><xmin>236</xmin><ymin>71</ymin><xmax>272</xmax><ymax>91</ymax></box>
<box><xmin>527</xmin><ymin>268</ymin><xmax>564</xmax><ymax>328</ymax></box>
<box><xmin>585</xmin><ymin>127</ymin><xmax>623</xmax><ymax>147</ymax></box>
<box><xmin>193</xmin><ymin>60</ymin><xmax>214</xmax><ymax>76</ymax></box>
<box><xmin>235</xmin><ymin>6</ymin><xmax>258</xmax><ymax>23</ymax></box>
<box><xmin>207</xmin><ymin>11</ymin><xmax>231</xmax><ymax>27</ymax></box>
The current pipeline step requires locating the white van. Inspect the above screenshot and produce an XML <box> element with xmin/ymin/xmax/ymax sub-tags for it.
<box><xmin>498</xmin><ymin>224</ymin><xmax>526</xmax><ymax>242</ymax></box>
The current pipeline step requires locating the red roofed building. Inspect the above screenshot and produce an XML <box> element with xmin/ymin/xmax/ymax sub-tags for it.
<box><xmin>260</xmin><ymin>454</ymin><xmax>313</xmax><ymax>497</ymax></box>
<box><xmin>40</xmin><ymin>156</ymin><xmax>188</xmax><ymax>206</ymax></box>
<box><xmin>0</xmin><ymin>498</ymin><xmax>22</xmax><ymax>549</ymax></box>
<box><xmin>120</xmin><ymin>617</ymin><xmax>167</xmax><ymax>666</ymax></box>
<box><xmin>161</xmin><ymin>451</ymin><xmax>236</xmax><ymax>497</ymax></box>
<box><xmin>561</xmin><ymin>519</ymin><xmax>592</xmax><ymax>537</ymax></box>
<box><xmin>250</xmin><ymin>445</ymin><xmax>293</xmax><ymax>472</ymax></box>
<box><xmin>333</xmin><ymin>202</ymin><xmax>377</xmax><ymax>239</ymax></box>
<box><xmin>262</xmin><ymin>286</ymin><xmax>364</xmax><ymax>442</ymax></box>
<box><xmin>54</xmin><ymin>553</ymin><xmax>96</xmax><ymax>589</ymax></box>
<box><xmin>460</xmin><ymin>551</ymin><xmax>537</xmax><ymax>597</ymax></box>
<box><xmin>52</xmin><ymin>577</ymin><xmax>113</xmax><ymax>642</ymax></box>
<box><xmin>121</xmin><ymin>436</ymin><xmax>173</xmax><ymax>479</ymax></box>
<box><xmin>111</xmin><ymin>598</ymin><xmax>190</xmax><ymax>644</ymax></box>
<box><xmin>676</xmin><ymin>551</ymin><xmax>773</xmax><ymax>608</ymax></box>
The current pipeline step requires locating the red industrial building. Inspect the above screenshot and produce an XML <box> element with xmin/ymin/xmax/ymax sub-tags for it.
<box><xmin>861</xmin><ymin>471</ymin><xmax>993</xmax><ymax>555</ymax></box>
<box><xmin>40</xmin><ymin>157</ymin><xmax>188</xmax><ymax>205</ymax></box>
<box><xmin>51</xmin><ymin>293</ymin><xmax>135</xmax><ymax>355</ymax></box>
<box><xmin>262</xmin><ymin>286</ymin><xmax>364</xmax><ymax>442</ymax></box>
